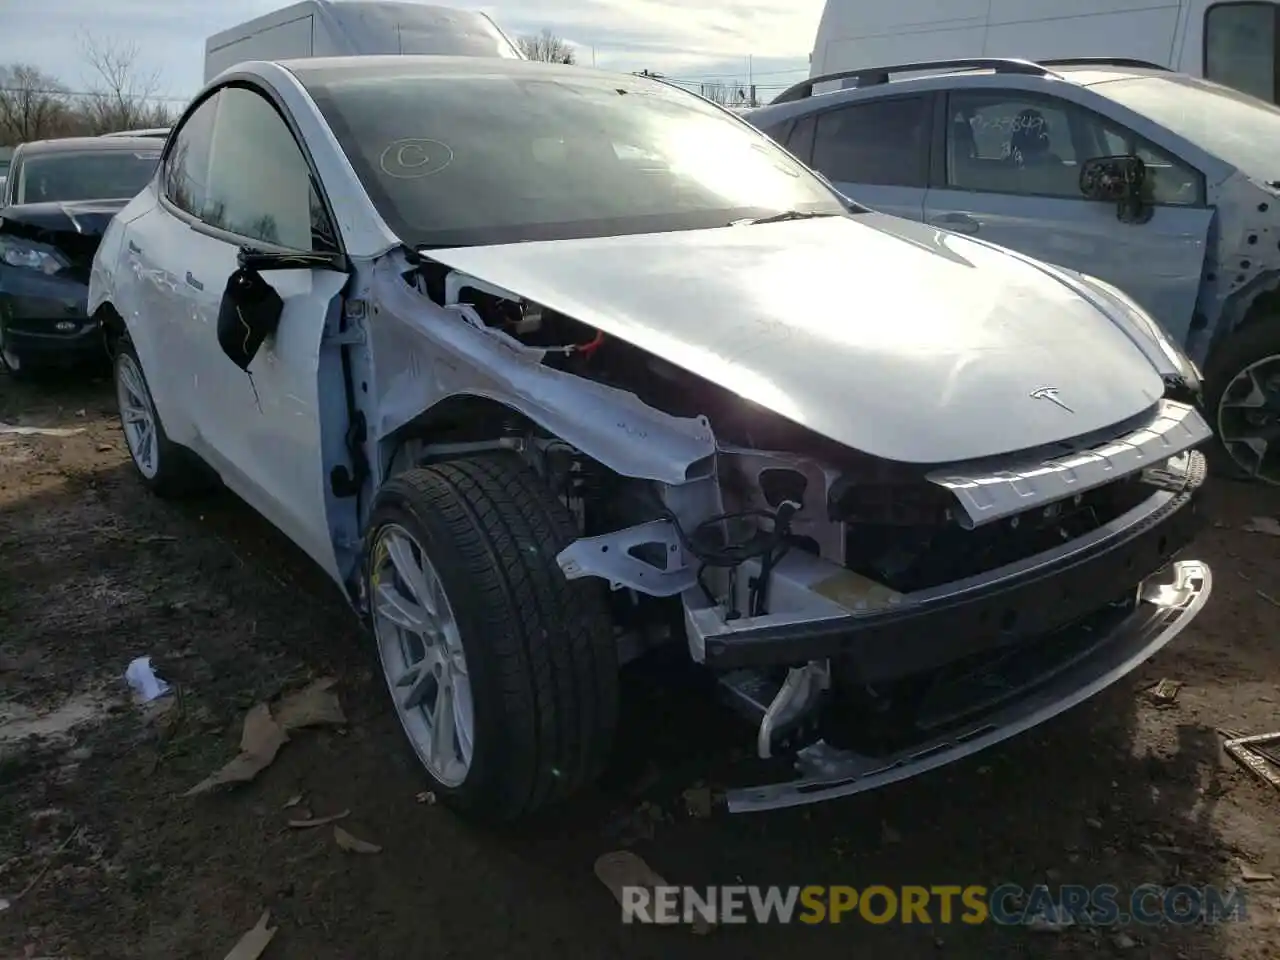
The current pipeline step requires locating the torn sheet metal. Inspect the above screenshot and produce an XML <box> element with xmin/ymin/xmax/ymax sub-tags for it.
<box><xmin>367</xmin><ymin>254</ymin><xmax>715</xmax><ymax>485</ymax></box>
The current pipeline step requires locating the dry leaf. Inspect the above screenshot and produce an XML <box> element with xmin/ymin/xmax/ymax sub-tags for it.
<box><xmin>184</xmin><ymin>704</ymin><xmax>288</xmax><ymax>797</ymax></box>
<box><xmin>288</xmin><ymin>809</ymin><xmax>350</xmax><ymax>829</ymax></box>
<box><xmin>682</xmin><ymin>786</ymin><xmax>712</xmax><ymax>819</ymax></box>
<box><xmin>222</xmin><ymin>910</ymin><xmax>277</xmax><ymax>960</ymax></box>
<box><xmin>333</xmin><ymin>825</ymin><xmax>381</xmax><ymax>853</ymax></box>
<box><xmin>1243</xmin><ymin>516</ymin><xmax>1280</xmax><ymax>537</ymax></box>
<box><xmin>283</xmin><ymin>795</ymin><xmax>303</xmax><ymax>809</ymax></box>
<box><xmin>274</xmin><ymin>678</ymin><xmax>345</xmax><ymax>732</ymax></box>
<box><xmin>594</xmin><ymin>850</ymin><xmax>713</xmax><ymax>934</ymax></box>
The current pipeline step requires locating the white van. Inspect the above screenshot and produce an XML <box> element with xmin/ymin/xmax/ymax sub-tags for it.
<box><xmin>204</xmin><ymin>0</ymin><xmax>522</xmax><ymax>83</ymax></box>
<box><xmin>809</xmin><ymin>0</ymin><xmax>1280</xmax><ymax>103</ymax></box>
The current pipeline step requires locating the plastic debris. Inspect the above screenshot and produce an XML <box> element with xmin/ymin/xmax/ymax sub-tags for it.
<box><xmin>222</xmin><ymin>910</ymin><xmax>277</xmax><ymax>960</ymax></box>
<box><xmin>333</xmin><ymin>825</ymin><xmax>381</xmax><ymax>853</ymax></box>
<box><xmin>1243</xmin><ymin>516</ymin><xmax>1280</xmax><ymax>537</ymax></box>
<box><xmin>124</xmin><ymin>656</ymin><xmax>171</xmax><ymax>703</ymax></box>
<box><xmin>0</xmin><ymin>421</ymin><xmax>85</xmax><ymax>438</ymax></box>
<box><xmin>1147</xmin><ymin>678</ymin><xmax>1182</xmax><ymax>705</ymax></box>
<box><xmin>1222</xmin><ymin>730</ymin><xmax>1280</xmax><ymax>794</ymax></box>
<box><xmin>288</xmin><ymin>809</ymin><xmax>350</xmax><ymax>829</ymax></box>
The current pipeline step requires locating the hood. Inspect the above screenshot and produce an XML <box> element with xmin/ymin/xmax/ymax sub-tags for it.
<box><xmin>0</xmin><ymin>198</ymin><xmax>128</xmax><ymax>241</ymax></box>
<box><xmin>426</xmin><ymin>214</ymin><xmax>1167</xmax><ymax>465</ymax></box>
<box><xmin>0</xmin><ymin>199</ymin><xmax>128</xmax><ymax>278</ymax></box>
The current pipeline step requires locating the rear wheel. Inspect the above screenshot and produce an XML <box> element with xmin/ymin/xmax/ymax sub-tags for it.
<box><xmin>1205</xmin><ymin>321</ymin><xmax>1280</xmax><ymax>486</ymax></box>
<box><xmin>113</xmin><ymin>339</ymin><xmax>211</xmax><ymax>498</ymax></box>
<box><xmin>363</xmin><ymin>453</ymin><xmax>619</xmax><ymax>822</ymax></box>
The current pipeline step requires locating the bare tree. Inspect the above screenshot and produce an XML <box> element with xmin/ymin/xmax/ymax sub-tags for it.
<box><xmin>698</xmin><ymin>82</ymin><xmax>748</xmax><ymax>106</ymax></box>
<box><xmin>78</xmin><ymin>34</ymin><xmax>173</xmax><ymax>134</ymax></box>
<box><xmin>0</xmin><ymin>64</ymin><xmax>70</xmax><ymax>144</ymax></box>
<box><xmin>518</xmin><ymin>29</ymin><xmax>576</xmax><ymax>64</ymax></box>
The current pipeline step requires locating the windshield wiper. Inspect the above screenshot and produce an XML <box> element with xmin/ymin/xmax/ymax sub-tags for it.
<box><xmin>731</xmin><ymin>210</ymin><xmax>839</xmax><ymax>226</ymax></box>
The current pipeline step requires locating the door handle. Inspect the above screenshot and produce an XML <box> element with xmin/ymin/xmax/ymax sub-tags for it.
<box><xmin>127</xmin><ymin>240</ymin><xmax>142</xmax><ymax>255</ymax></box>
<box><xmin>932</xmin><ymin>213</ymin><xmax>980</xmax><ymax>235</ymax></box>
<box><xmin>184</xmin><ymin>271</ymin><xmax>204</xmax><ymax>291</ymax></box>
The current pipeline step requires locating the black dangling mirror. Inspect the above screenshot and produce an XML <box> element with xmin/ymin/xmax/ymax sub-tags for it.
<box><xmin>216</xmin><ymin>265</ymin><xmax>284</xmax><ymax>371</ymax></box>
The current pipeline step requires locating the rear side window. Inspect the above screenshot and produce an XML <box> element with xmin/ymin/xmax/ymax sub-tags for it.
<box><xmin>1205</xmin><ymin>2</ymin><xmax>1279</xmax><ymax>103</ymax></box>
<box><xmin>809</xmin><ymin>96</ymin><xmax>931</xmax><ymax>187</ymax></box>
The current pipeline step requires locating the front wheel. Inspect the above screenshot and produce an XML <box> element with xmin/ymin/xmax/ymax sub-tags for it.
<box><xmin>363</xmin><ymin>453</ymin><xmax>619</xmax><ymax>822</ymax></box>
<box><xmin>1205</xmin><ymin>321</ymin><xmax>1280</xmax><ymax>486</ymax></box>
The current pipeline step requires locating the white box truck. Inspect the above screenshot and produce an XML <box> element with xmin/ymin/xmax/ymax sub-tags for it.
<box><xmin>809</xmin><ymin>0</ymin><xmax>1280</xmax><ymax>104</ymax></box>
<box><xmin>204</xmin><ymin>0</ymin><xmax>523</xmax><ymax>83</ymax></box>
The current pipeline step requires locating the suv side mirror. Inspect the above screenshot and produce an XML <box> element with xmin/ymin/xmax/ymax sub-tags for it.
<box><xmin>1080</xmin><ymin>155</ymin><xmax>1151</xmax><ymax>224</ymax></box>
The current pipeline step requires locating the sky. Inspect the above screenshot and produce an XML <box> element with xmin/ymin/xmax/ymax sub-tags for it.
<box><xmin>0</xmin><ymin>0</ymin><xmax>824</xmax><ymax>104</ymax></box>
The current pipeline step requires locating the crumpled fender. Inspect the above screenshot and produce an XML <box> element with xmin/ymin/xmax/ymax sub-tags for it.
<box><xmin>367</xmin><ymin>253</ymin><xmax>717</xmax><ymax>485</ymax></box>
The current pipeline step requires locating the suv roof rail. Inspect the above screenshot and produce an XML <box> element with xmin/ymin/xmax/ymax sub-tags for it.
<box><xmin>1035</xmin><ymin>56</ymin><xmax>1171</xmax><ymax>70</ymax></box>
<box><xmin>770</xmin><ymin>57</ymin><xmax>1058</xmax><ymax>105</ymax></box>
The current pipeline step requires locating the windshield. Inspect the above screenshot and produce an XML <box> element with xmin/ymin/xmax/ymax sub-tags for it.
<box><xmin>1099</xmin><ymin>74</ymin><xmax>1280</xmax><ymax>179</ymax></box>
<box><xmin>301</xmin><ymin>64</ymin><xmax>847</xmax><ymax>248</ymax></box>
<box><xmin>16</xmin><ymin>150</ymin><xmax>159</xmax><ymax>204</ymax></box>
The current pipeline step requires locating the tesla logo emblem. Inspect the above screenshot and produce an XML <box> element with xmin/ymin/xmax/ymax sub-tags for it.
<box><xmin>1030</xmin><ymin>386</ymin><xmax>1074</xmax><ymax>412</ymax></box>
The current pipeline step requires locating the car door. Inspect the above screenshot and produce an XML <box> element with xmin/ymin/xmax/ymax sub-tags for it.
<box><xmin>923</xmin><ymin>88</ymin><xmax>1214</xmax><ymax>346</ymax></box>
<box><xmin>159</xmin><ymin>83</ymin><xmax>349</xmax><ymax>579</ymax></box>
<box><xmin>785</xmin><ymin>94</ymin><xmax>934</xmax><ymax>221</ymax></box>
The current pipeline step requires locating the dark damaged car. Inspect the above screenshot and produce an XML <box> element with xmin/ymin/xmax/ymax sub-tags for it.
<box><xmin>0</xmin><ymin>136</ymin><xmax>160</xmax><ymax>376</ymax></box>
<box><xmin>90</xmin><ymin>58</ymin><xmax>1212</xmax><ymax>822</ymax></box>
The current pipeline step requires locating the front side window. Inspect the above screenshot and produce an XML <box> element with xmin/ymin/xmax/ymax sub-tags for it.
<box><xmin>1205</xmin><ymin>2</ymin><xmax>1279</xmax><ymax>103</ymax></box>
<box><xmin>944</xmin><ymin>90</ymin><xmax>1201</xmax><ymax>205</ymax></box>
<box><xmin>163</xmin><ymin>92</ymin><xmax>220</xmax><ymax>219</ymax></box>
<box><xmin>300</xmin><ymin>63</ymin><xmax>847</xmax><ymax>249</ymax></box>
<box><xmin>15</xmin><ymin>149</ymin><xmax>159</xmax><ymax>204</ymax></box>
<box><xmin>810</xmin><ymin>96</ymin><xmax>931</xmax><ymax>187</ymax></box>
<box><xmin>946</xmin><ymin>92</ymin><xmax>1080</xmax><ymax>197</ymax></box>
<box><xmin>202</xmin><ymin>87</ymin><xmax>336</xmax><ymax>252</ymax></box>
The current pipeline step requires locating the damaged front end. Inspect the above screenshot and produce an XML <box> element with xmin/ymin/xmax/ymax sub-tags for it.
<box><xmin>557</xmin><ymin>402</ymin><xmax>1211</xmax><ymax>812</ymax></box>
<box><xmin>364</xmin><ymin>241</ymin><xmax>1214</xmax><ymax>814</ymax></box>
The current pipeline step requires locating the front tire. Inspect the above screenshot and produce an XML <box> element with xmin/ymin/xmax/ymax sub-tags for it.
<box><xmin>113</xmin><ymin>339</ymin><xmax>210</xmax><ymax>498</ymax></box>
<box><xmin>364</xmin><ymin>453</ymin><xmax>619</xmax><ymax>822</ymax></box>
<box><xmin>1204</xmin><ymin>321</ymin><xmax>1280</xmax><ymax>486</ymax></box>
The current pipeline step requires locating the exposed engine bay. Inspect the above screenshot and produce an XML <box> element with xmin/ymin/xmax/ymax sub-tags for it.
<box><xmin>383</xmin><ymin>253</ymin><xmax>1213</xmax><ymax>811</ymax></box>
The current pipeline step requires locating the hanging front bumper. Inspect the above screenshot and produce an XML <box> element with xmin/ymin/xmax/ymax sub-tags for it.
<box><xmin>724</xmin><ymin>558</ymin><xmax>1211</xmax><ymax>813</ymax></box>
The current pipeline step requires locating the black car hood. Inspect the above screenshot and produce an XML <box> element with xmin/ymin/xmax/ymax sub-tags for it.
<box><xmin>0</xmin><ymin>198</ymin><xmax>128</xmax><ymax>241</ymax></box>
<box><xmin>0</xmin><ymin>199</ymin><xmax>128</xmax><ymax>278</ymax></box>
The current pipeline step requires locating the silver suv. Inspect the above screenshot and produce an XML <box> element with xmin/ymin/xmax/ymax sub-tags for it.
<box><xmin>747</xmin><ymin>57</ymin><xmax>1280</xmax><ymax>485</ymax></box>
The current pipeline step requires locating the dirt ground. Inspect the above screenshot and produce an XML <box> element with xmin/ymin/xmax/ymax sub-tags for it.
<box><xmin>1</xmin><ymin>369</ymin><xmax>1279</xmax><ymax>960</ymax></box>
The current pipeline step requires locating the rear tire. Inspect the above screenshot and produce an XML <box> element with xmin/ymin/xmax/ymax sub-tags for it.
<box><xmin>1204</xmin><ymin>321</ymin><xmax>1280</xmax><ymax>486</ymax></box>
<box><xmin>113</xmin><ymin>338</ymin><xmax>212</xmax><ymax>498</ymax></box>
<box><xmin>363</xmin><ymin>452</ymin><xmax>619</xmax><ymax>822</ymax></box>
